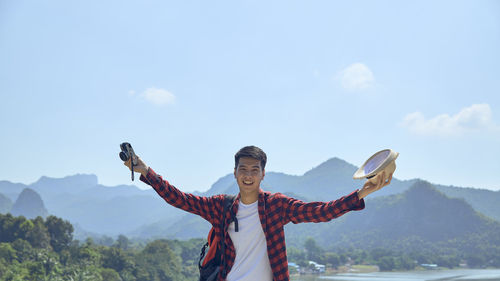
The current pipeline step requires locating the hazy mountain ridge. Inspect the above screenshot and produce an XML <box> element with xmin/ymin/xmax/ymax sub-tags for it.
<box><xmin>138</xmin><ymin>179</ymin><xmax>500</xmax><ymax>257</ymax></box>
<box><xmin>0</xmin><ymin>156</ymin><xmax>499</xmax><ymax>240</ymax></box>
<box><xmin>195</xmin><ymin>158</ymin><xmax>499</xmax><ymax>222</ymax></box>
<box><xmin>0</xmin><ymin>175</ymin><xmax>185</xmax><ymax>236</ymax></box>
<box><xmin>433</xmin><ymin>183</ymin><xmax>500</xmax><ymax>222</ymax></box>
<box><xmin>202</xmin><ymin>158</ymin><xmax>418</xmax><ymax>201</ymax></box>
<box><xmin>284</xmin><ymin>180</ymin><xmax>500</xmax><ymax>252</ymax></box>
<box><xmin>0</xmin><ymin>193</ymin><xmax>12</xmax><ymax>213</ymax></box>
<box><xmin>0</xmin><ymin>180</ymin><xmax>29</xmax><ymax>201</ymax></box>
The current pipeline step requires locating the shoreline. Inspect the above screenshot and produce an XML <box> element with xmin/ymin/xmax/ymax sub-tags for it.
<box><xmin>291</xmin><ymin>265</ymin><xmax>500</xmax><ymax>276</ymax></box>
<box><xmin>291</xmin><ymin>267</ymin><xmax>500</xmax><ymax>281</ymax></box>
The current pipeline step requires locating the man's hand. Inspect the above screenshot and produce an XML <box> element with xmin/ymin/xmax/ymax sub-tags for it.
<box><xmin>357</xmin><ymin>171</ymin><xmax>393</xmax><ymax>199</ymax></box>
<box><xmin>123</xmin><ymin>156</ymin><xmax>149</xmax><ymax>177</ymax></box>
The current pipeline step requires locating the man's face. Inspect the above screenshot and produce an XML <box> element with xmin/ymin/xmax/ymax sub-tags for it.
<box><xmin>234</xmin><ymin>157</ymin><xmax>265</xmax><ymax>194</ymax></box>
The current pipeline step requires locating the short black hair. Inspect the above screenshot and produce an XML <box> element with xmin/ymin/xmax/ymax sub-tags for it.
<box><xmin>234</xmin><ymin>146</ymin><xmax>267</xmax><ymax>170</ymax></box>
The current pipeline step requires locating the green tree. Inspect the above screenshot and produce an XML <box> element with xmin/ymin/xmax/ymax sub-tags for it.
<box><xmin>370</xmin><ymin>248</ymin><xmax>393</xmax><ymax>261</ymax></box>
<box><xmin>0</xmin><ymin>214</ymin><xmax>15</xmax><ymax>242</ymax></box>
<box><xmin>0</xmin><ymin>242</ymin><xmax>17</xmax><ymax>263</ymax></box>
<box><xmin>178</xmin><ymin>239</ymin><xmax>205</xmax><ymax>266</ymax></box>
<box><xmin>304</xmin><ymin>237</ymin><xmax>322</xmax><ymax>262</ymax></box>
<box><xmin>377</xmin><ymin>256</ymin><xmax>395</xmax><ymax>271</ymax></box>
<box><xmin>395</xmin><ymin>255</ymin><xmax>416</xmax><ymax>270</ymax></box>
<box><xmin>45</xmin><ymin>216</ymin><xmax>73</xmax><ymax>252</ymax></box>
<box><xmin>100</xmin><ymin>268</ymin><xmax>123</xmax><ymax>281</ymax></box>
<box><xmin>18</xmin><ymin>220</ymin><xmax>34</xmax><ymax>241</ymax></box>
<box><xmin>466</xmin><ymin>253</ymin><xmax>487</xmax><ymax>268</ymax></box>
<box><xmin>11</xmin><ymin>239</ymin><xmax>33</xmax><ymax>263</ymax></box>
<box><xmin>323</xmin><ymin>252</ymin><xmax>341</xmax><ymax>269</ymax></box>
<box><xmin>77</xmin><ymin>242</ymin><xmax>102</xmax><ymax>267</ymax></box>
<box><xmin>26</xmin><ymin>260</ymin><xmax>46</xmax><ymax>280</ymax></box>
<box><xmin>102</xmin><ymin>247</ymin><xmax>131</xmax><ymax>273</ymax></box>
<box><xmin>1</xmin><ymin>262</ymin><xmax>30</xmax><ymax>281</ymax></box>
<box><xmin>287</xmin><ymin>246</ymin><xmax>307</xmax><ymax>267</ymax></box>
<box><xmin>0</xmin><ymin>214</ymin><xmax>28</xmax><ymax>243</ymax></box>
<box><xmin>62</xmin><ymin>264</ymin><xmax>104</xmax><ymax>281</ymax></box>
<box><xmin>135</xmin><ymin>240</ymin><xmax>185</xmax><ymax>281</ymax></box>
<box><xmin>25</xmin><ymin>216</ymin><xmax>51</xmax><ymax>249</ymax></box>
<box><xmin>435</xmin><ymin>255</ymin><xmax>459</xmax><ymax>268</ymax></box>
<box><xmin>115</xmin><ymin>235</ymin><xmax>130</xmax><ymax>250</ymax></box>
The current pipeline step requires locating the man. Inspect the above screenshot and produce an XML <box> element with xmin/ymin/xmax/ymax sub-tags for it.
<box><xmin>123</xmin><ymin>145</ymin><xmax>392</xmax><ymax>281</ymax></box>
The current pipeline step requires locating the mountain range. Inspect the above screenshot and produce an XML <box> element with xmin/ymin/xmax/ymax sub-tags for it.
<box><xmin>1</xmin><ymin>157</ymin><xmax>499</xmax><ymax>246</ymax></box>
<box><xmin>0</xmin><ymin>175</ymin><xmax>184</xmax><ymax>236</ymax></box>
<box><xmin>284</xmin><ymin>180</ymin><xmax>500</xmax><ymax>253</ymax></box>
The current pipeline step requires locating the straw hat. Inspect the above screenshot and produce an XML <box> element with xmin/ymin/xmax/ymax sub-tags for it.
<box><xmin>353</xmin><ymin>149</ymin><xmax>399</xmax><ymax>180</ymax></box>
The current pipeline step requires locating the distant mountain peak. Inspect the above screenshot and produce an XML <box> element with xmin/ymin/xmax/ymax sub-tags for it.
<box><xmin>35</xmin><ymin>174</ymin><xmax>98</xmax><ymax>185</ymax></box>
<box><xmin>11</xmin><ymin>188</ymin><xmax>49</xmax><ymax>219</ymax></box>
<box><xmin>403</xmin><ymin>179</ymin><xmax>451</xmax><ymax>206</ymax></box>
<box><xmin>303</xmin><ymin>157</ymin><xmax>357</xmax><ymax>177</ymax></box>
<box><xmin>32</xmin><ymin>174</ymin><xmax>99</xmax><ymax>193</ymax></box>
<box><xmin>405</xmin><ymin>180</ymin><xmax>446</xmax><ymax>198</ymax></box>
<box><xmin>201</xmin><ymin>173</ymin><xmax>236</xmax><ymax>196</ymax></box>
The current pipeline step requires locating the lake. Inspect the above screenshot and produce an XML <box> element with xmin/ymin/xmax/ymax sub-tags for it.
<box><xmin>291</xmin><ymin>269</ymin><xmax>500</xmax><ymax>281</ymax></box>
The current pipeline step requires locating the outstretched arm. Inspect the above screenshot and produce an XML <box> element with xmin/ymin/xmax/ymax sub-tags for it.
<box><xmin>281</xmin><ymin>191</ymin><xmax>365</xmax><ymax>225</ymax></box>
<box><xmin>123</xmin><ymin>156</ymin><xmax>221</xmax><ymax>224</ymax></box>
<box><xmin>281</xmin><ymin>171</ymin><xmax>393</xmax><ymax>224</ymax></box>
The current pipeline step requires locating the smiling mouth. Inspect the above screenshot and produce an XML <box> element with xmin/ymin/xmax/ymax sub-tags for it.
<box><xmin>243</xmin><ymin>180</ymin><xmax>253</xmax><ymax>185</ymax></box>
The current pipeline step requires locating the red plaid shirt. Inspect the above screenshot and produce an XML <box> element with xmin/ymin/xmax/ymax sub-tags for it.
<box><xmin>140</xmin><ymin>168</ymin><xmax>365</xmax><ymax>281</ymax></box>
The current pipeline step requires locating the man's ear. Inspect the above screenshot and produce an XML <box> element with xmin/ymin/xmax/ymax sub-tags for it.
<box><xmin>262</xmin><ymin>169</ymin><xmax>265</xmax><ymax>179</ymax></box>
<box><xmin>234</xmin><ymin>168</ymin><xmax>237</xmax><ymax>178</ymax></box>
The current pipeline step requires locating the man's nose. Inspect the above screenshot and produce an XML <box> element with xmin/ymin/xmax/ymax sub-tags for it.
<box><xmin>242</xmin><ymin>170</ymin><xmax>252</xmax><ymax>176</ymax></box>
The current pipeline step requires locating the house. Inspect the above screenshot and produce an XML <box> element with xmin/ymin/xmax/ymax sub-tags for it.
<box><xmin>288</xmin><ymin>262</ymin><xmax>300</xmax><ymax>273</ymax></box>
<box><xmin>421</xmin><ymin>264</ymin><xmax>438</xmax><ymax>269</ymax></box>
<box><xmin>308</xmin><ymin>261</ymin><xmax>326</xmax><ymax>273</ymax></box>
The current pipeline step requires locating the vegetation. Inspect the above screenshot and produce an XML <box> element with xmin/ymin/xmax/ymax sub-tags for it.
<box><xmin>287</xmin><ymin>237</ymin><xmax>500</xmax><ymax>272</ymax></box>
<box><xmin>0</xmin><ymin>213</ymin><xmax>203</xmax><ymax>281</ymax></box>
<box><xmin>1</xmin><ymin>213</ymin><xmax>499</xmax><ymax>280</ymax></box>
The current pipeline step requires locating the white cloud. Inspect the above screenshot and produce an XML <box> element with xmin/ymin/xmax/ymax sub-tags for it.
<box><xmin>339</xmin><ymin>63</ymin><xmax>375</xmax><ymax>91</ymax></box>
<box><xmin>401</xmin><ymin>104</ymin><xmax>499</xmax><ymax>136</ymax></box>
<box><xmin>140</xmin><ymin>87</ymin><xmax>175</xmax><ymax>106</ymax></box>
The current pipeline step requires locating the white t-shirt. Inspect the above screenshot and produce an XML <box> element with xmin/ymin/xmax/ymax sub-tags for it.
<box><xmin>226</xmin><ymin>200</ymin><xmax>273</xmax><ymax>281</ymax></box>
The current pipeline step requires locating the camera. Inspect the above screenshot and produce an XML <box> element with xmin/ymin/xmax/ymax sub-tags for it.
<box><xmin>120</xmin><ymin>142</ymin><xmax>138</xmax><ymax>181</ymax></box>
<box><xmin>119</xmin><ymin>142</ymin><xmax>137</xmax><ymax>163</ymax></box>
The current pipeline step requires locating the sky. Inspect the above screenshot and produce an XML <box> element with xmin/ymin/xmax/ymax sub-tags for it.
<box><xmin>1</xmin><ymin>0</ymin><xmax>499</xmax><ymax>192</ymax></box>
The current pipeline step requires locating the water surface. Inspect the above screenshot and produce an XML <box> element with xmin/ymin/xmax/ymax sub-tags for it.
<box><xmin>291</xmin><ymin>269</ymin><xmax>500</xmax><ymax>281</ymax></box>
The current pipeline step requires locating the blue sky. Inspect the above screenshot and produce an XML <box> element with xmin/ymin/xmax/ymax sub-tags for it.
<box><xmin>1</xmin><ymin>0</ymin><xmax>499</xmax><ymax>192</ymax></box>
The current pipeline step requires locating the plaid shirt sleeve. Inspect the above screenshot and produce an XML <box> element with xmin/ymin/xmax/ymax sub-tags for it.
<box><xmin>280</xmin><ymin>190</ymin><xmax>365</xmax><ymax>224</ymax></box>
<box><xmin>139</xmin><ymin>167</ymin><xmax>222</xmax><ymax>225</ymax></box>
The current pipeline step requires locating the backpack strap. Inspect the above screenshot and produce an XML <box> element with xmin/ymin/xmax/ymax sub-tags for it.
<box><xmin>221</xmin><ymin>194</ymin><xmax>236</xmax><ymax>278</ymax></box>
<box><xmin>225</xmin><ymin>195</ymin><xmax>239</xmax><ymax>232</ymax></box>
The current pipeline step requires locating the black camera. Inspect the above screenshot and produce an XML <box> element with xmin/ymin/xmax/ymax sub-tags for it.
<box><xmin>120</xmin><ymin>142</ymin><xmax>138</xmax><ymax>181</ymax></box>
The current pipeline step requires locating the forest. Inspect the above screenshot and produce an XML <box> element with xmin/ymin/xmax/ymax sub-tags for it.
<box><xmin>1</xmin><ymin>213</ymin><xmax>499</xmax><ymax>281</ymax></box>
<box><xmin>0</xmin><ymin>213</ymin><xmax>203</xmax><ymax>281</ymax></box>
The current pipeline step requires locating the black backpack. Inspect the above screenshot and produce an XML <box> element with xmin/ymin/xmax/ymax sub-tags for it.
<box><xmin>198</xmin><ymin>195</ymin><xmax>237</xmax><ymax>281</ymax></box>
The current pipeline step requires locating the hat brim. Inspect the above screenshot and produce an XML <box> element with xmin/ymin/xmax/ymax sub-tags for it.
<box><xmin>353</xmin><ymin>149</ymin><xmax>399</xmax><ymax>179</ymax></box>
